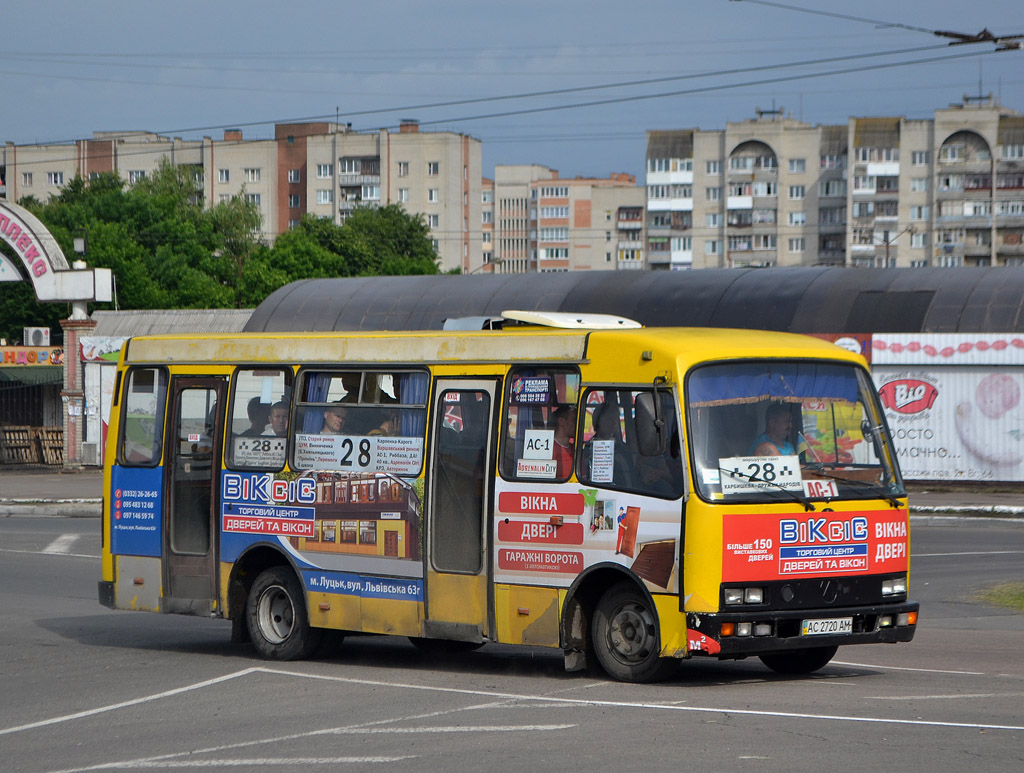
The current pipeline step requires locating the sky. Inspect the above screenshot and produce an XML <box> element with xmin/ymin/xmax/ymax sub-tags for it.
<box><xmin>3</xmin><ymin>1</ymin><xmax>1023</xmax><ymax>181</ymax></box>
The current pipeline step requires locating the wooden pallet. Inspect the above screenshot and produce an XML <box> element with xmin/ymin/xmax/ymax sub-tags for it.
<box><xmin>34</xmin><ymin>428</ymin><xmax>64</xmax><ymax>466</ymax></box>
<box><xmin>0</xmin><ymin>426</ymin><xmax>40</xmax><ymax>465</ymax></box>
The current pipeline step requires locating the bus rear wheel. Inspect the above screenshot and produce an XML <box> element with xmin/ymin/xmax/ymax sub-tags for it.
<box><xmin>247</xmin><ymin>567</ymin><xmax>322</xmax><ymax>661</ymax></box>
<box><xmin>592</xmin><ymin>583</ymin><xmax>676</xmax><ymax>683</ymax></box>
<box><xmin>759</xmin><ymin>646</ymin><xmax>837</xmax><ymax>675</ymax></box>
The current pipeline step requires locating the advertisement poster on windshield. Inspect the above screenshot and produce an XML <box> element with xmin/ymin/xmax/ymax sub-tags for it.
<box><xmin>722</xmin><ymin>510</ymin><xmax>909</xmax><ymax>581</ymax></box>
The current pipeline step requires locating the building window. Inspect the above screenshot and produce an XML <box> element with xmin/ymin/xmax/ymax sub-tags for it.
<box><xmin>705</xmin><ymin>239</ymin><xmax>720</xmax><ymax>255</ymax></box>
<box><xmin>540</xmin><ymin>186</ymin><xmax>569</xmax><ymax>197</ymax></box>
<box><xmin>427</xmin><ymin>214</ymin><xmax>439</xmax><ymax>228</ymax></box>
<box><xmin>397</xmin><ymin>161</ymin><xmax>409</xmax><ymax>177</ymax></box>
<box><xmin>912</xmin><ymin>150</ymin><xmax>930</xmax><ymax>166</ymax></box>
<box><xmin>316</xmin><ymin>164</ymin><xmax>333</xmax><ymax>179</ymax></box>
<box><xmin>483</xmin><ymin>232</ymin><xmax>491</xmax><ymax>244</ymax></box>
<box><xmin>362</xmin><ymin>184</ymin><xmax>380</xmax><ymax>200</ymax></box>
<box><xmin>1003</xmin><ymin>144</ymin><xmax>1024</xmax><ymax>160</ymax></box>
<box><xmin>289</xmin><ymin>219</ymin><xmax>300</xmax><ymax>229</ymax></box>
<box><xmin>245</xmin><ymin>193</ymin><xmax>261</xmax><ymax>206</ymax></box>
<box><xmin>706</xmin><ymin>187</ymin><xmax>721</xmax><ymax>202</ymax></box>
<box><xmin>910</xmin><ymin>205</ymin><xmax>929</xmax><ymax>220</ymax></box>
<box><xmin>706</xmin><ymin>213</ymin><xmax>721</xmax><ymax>227</ymax></box>
<box><xmin>398</xmin><ymin>188</ymin><xmax>409</xmax><ymax>203</ymax></box>
<box><xmin>427</xmin><ymin>162</ymin><xmax>439</xmax><ymax>176</ymax></box>
<box><xmin>244</xmin><ymin>168</ymin><xmax>261</xmax><ymax>183</ymax></box>
<box><xmin>911</xmin><ymin>232</ymin><xmax>928</xmax><ymax>248</ymax></box>
<box><xmin>540</xmin><ymin>206</ymin><xmax>569</xmax><ymax>218</ymax></box>
<box><xmin>788</xmin><ymin>237</ymin><xmax>805</xmax><ymax>253</ymax></box>
<box><xmin>939</xmin><ymin>145</ymin><xmax>965</xmax><ymax>163</ymax></box>
<box><xmin>128</xmin><ymin>170</ymin><xmax>146</xmax><ymax>184</ymax></box>
<box><xmin>482</xmin><ymin>190</ymin><xmax>493</xmax><ymax>203</ymax></box>
<box><xmin>706</xmin><ymin>160</ymin><xmax>720</xmax><ymax>175</ymax></box>
<box><xmin>428</xmin><ymin>188</ymin><xmax>440</xmax><ymax>203</ymax></box>
<box><xmin>911</xmin><ymin>177</ymin><xmax>929</xmax><ymax>192</ymax></box>
<box><xmin>317</xmin><ymin>189</ymin><xmax>333</xmax><ymax>205</ymax></box>
<box><xmin>788</xmin><ymin>185</ymin><xmax>805</xmax><ymax>200</ymax></box>
<box><xmin>820</xmin><ymin>154</ymin><xmax>845</xmax><ymax>170</ymax></box>
<box><xmin>788</xmin><ymin>211</ymin><xmax>806</xmax><ymax>226</ymax></box>
<box><xmin>22</xmin><ymin>172</ymin><xmax>32</xmax><ymax>186</ymax></box>
<box><xmin>288</xmin><ymin>169</ymin><xmax>301</xmax><ymax>183</ymax></box>
<box><xmin>481</xmin><ymin>211</ymin><xmax>493</xmax><ymax>224</ymax></box>
<box><xmin>47</xmin><ymin>171</ymin><xmax>64</xmax><ymax>186</ymax></box>
<box><xmin>288</xmin><ymin>194</ymin><xmax>300</xmax><ymax>208</ymax></box>
<box><xmin>789</xmin><ymin>158</ymin><xmax>806</xmax><ymax>173</ymax></box>
<box><xmin>218</xmin><ymin>169</ymin><xmax>230</xmax><ymax>183</ymax></box>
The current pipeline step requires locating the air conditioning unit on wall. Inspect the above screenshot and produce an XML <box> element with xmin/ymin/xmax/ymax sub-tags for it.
<box><xmin>24</xmin><ymin>327</ymin><xmax>51</xmax><ymax>346</ymax></box>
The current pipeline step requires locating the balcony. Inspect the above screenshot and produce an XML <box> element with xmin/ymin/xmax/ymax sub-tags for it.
<box><xmin>338</xmin><ymin>173</ymin><xmax>380</xmax><ymax>186</ymax></box>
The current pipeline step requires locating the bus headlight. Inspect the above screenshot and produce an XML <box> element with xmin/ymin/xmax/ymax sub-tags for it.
<box><xmin>724</xmin><ymin>588</ymin><xmax>744</xmax><ymax>605</ymax></box>
<box><xmin>882</xmin><ymin>576</ymin><xmax>907</xmax><ymax>597</ymax></box>
<box><xmin>724</xmin><ymin>587</ymin><xmax>764</xmax><ymax>605</ymax></box>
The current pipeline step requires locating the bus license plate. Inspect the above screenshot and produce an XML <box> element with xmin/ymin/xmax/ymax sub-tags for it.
<box><xmin>801</xmin><ymin>617</ymin><xmax>852</xmax><ymax>636</ymax></box>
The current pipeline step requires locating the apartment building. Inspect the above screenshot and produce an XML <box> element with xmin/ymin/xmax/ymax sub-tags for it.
<box><xmin>2</xmin><ymin>121</ymin><xmax>482</xmax><ymax>273</ymax></box>
<box><xmin>484</xmin><ymin>164</ymin><xmax>645</xmax><ymax>273</ymax></box>
<box><xmin>646</xmin><ymin>96</ymin><xmax>1024</xmax><ymax>269</ymax></box>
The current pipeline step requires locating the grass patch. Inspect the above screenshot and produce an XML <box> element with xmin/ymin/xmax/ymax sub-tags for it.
<box><xmin>975</xmin><ymin>582</ymin><xmax>1024</xmax><ymax>613</ymax></box>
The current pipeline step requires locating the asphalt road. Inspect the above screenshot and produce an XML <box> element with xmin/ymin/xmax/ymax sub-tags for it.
<box><xmin>1</xmin><ymin>514</ymin><xmax>1022</xmax><ymax>772</ymax></box>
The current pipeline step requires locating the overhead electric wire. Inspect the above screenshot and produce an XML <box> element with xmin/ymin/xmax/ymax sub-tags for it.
<box><xmin>5</xmin><ymin>43</ymin><xmax>992</xmax><ymax>170</ymax></box>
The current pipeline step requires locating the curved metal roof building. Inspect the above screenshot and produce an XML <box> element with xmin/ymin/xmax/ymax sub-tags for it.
<box><xmin>244</xmin><ymin>268</ymin><xmax>1024</xmax><ymax>334</ymax></box>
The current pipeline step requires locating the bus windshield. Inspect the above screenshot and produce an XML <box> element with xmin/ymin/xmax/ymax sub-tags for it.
<box><xmin>686</xmin><ymin>360</ymin><xmax>904</xmax><ymax>504</ymax></box>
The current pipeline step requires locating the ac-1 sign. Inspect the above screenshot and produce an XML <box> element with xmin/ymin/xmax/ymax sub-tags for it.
<box><xmin>803</xmin><ymin>478</ymin><xmax>838</xmax><ymax>499</ymax></box>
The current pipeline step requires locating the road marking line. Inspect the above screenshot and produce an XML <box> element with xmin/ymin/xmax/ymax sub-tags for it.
<box><xmin>0</xmin><ymin>669</ymin><xmax>263</xmax><ymax>736</ymax></box>
<box><xmin>56</xmin><ymin>757</ymin><xmax>416</xmax><ymax>771</ymax></box>
<box><xmin>913</xmin><ymin>550</ymin><xmax>1024</xmax><ymax>557</ymax></box>
<box><xmin>832</xmin><ymin>661</ymin><xmax>985</xmax><ymax>675</ymax></box>
<box><xmin>0</xmin><ymin>547</ymin><xmax>97</xmax><ymax>559</ymax></box>
<box><xmin>867</xmin><ymin>693</ymin><xmax>1024</xmax><ymax>700</ymax></box>
<box><xmin>42</xmin><ymin>534</ymin><xmax>79</xmax><ymax>554</ymax></box>
<box><xmin>256</xmin><ymin>667</ymin><xmax>1024</xmax><ymax>732</ymax></box>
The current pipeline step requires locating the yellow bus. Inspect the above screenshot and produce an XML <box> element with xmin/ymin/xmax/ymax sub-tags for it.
<box><xmin>99</xmin><ymin>311</ymin><xmax>918</xmax><ymax>682</ymax></box>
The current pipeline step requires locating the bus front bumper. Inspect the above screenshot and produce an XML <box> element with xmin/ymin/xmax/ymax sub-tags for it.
<box><xmin>686</xmin><ymin>600</ymin><xmax>919</xmax><ymax>657</ymax></box>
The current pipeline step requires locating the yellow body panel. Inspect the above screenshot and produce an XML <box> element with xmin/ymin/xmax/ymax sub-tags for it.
<box><xmin>425</xmin><ymin>570</ymin><xmax>488</xmax><ymax>629</ymax></box>
<box><xmin>494</xmin><ymin>584</ymin><xmax>561</xmax><ymax>647</ymax></box>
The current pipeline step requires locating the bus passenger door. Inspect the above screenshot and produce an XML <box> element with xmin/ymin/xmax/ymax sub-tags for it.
<box><xmin>424</xmin><ymin>379</ymin><xmax>498</xmax><ymax>642</ymax></box>
<box><xmin>163</xmin><ymin>377</ymin><xmax>225</xmax><ymax>615</ymax></box>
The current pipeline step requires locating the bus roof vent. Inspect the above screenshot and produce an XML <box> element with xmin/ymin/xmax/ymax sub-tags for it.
<box><xmin>500</xmin><ymin>310</ymin><xmax>642</xmax><ymax>329</ymax></box>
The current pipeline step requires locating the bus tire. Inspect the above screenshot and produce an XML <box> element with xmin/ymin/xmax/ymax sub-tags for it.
<box><xmin>592</xmin><ymin>583</ymin><xmax>676</xmax><ymax>683</ymax></box>
<box><xmin>759</xmin><ymin>646</ymin><xmax>837</xmax><ymax>675</ymax></box>
<box><xmin>246</xmin><ymin>567</ymin><xmax>322</xmax><ymax>661</ymax></box>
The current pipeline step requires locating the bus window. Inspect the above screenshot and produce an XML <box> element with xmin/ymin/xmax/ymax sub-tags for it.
<box><xmin>227</xmin><ymin>368</ymin><xmax>291</xmax><ymax>470</ymax></box>
<box><xmin>292</xmin><ymin>369</ymin><xmax>428</xmax><ymax>475</ymax></box>
<box><xmin>501</xmin><ymin>367</ymin><xmax>580</xmax><ymax>481</ymax></box>
<box><xmin>118</xmin><ymin>367</ymin><xmax>168</xmax><ymax>466</ymax></box>
<box><xmin>577</xmin><ymin>388</ymin><xmax>685</xmax><ymax>499</ymax></box>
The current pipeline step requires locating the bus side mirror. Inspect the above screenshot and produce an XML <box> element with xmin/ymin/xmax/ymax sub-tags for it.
<box><xmin>635</xmin><ymin>393</ymin><xmax>666</xmax><ymax>456</ymax></box>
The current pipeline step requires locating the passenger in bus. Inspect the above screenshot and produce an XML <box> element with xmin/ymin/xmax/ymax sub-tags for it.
<box><xmin>751</xmin><ymin>403</ymin><xmax>795</xmax><ymax>456</ymax></box>
<box><xmin>551</xmin><ymin>405</ymin><xmax>577</xmax><ymax>477</ymax></box>
<box><xmin>266</xmin><ymin>401</ymin><xmax>289</xmax><ymax>437</ymax></box>
<box><xmin>320</xmin><ymin>402</ymin><xmax>348</xmax><ymax>435</ymax></box>
<box><xmin>242</xmin><ymin>397</ymin><xmax>271</xmax><ymax>436</ymax></box>
<box><xmin>368</xmin><ymin>410</ymin><xmax>400</xmax><ymax>436</ymax></box>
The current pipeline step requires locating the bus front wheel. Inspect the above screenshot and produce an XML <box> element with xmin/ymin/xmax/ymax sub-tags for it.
<box><xmin>592</xmin><ymin>583</ymin><xmax>676</xmax><ymax>683</ymax></box>
<box><xmin>247</xmin><ymin>567</ymin><xmax>322</xmax><ymax>661</ymax></box>
<box><xmin>759</xmin><ymin>646</ymin><xmax>837</xmax><ymax>675</ymax></box>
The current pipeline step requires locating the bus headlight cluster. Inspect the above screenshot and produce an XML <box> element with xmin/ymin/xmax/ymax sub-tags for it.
<box><xmin>724</xmin><ymin>587</ymin><xmax>764</xmax><ymax>605</ymax></box>
<box><xmin>878</xmin><ymin>611</ymin><xmax>918</xmax><ymax>628</ymax></box>
<box><xmin>881</xmin><ymin>576</ymin><xmax>907</xmax><ymax>597</ymax></box>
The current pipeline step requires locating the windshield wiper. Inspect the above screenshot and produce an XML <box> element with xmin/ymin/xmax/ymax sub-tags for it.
<box><xmin>718</xmin><ymin>465</ymin><xmax>815</xmax><ymax>512</ymax></box>
<box><xmin>803</xmin><ymin>466</ymin><xmax>904</xmax><ymax>509</ymax></box>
